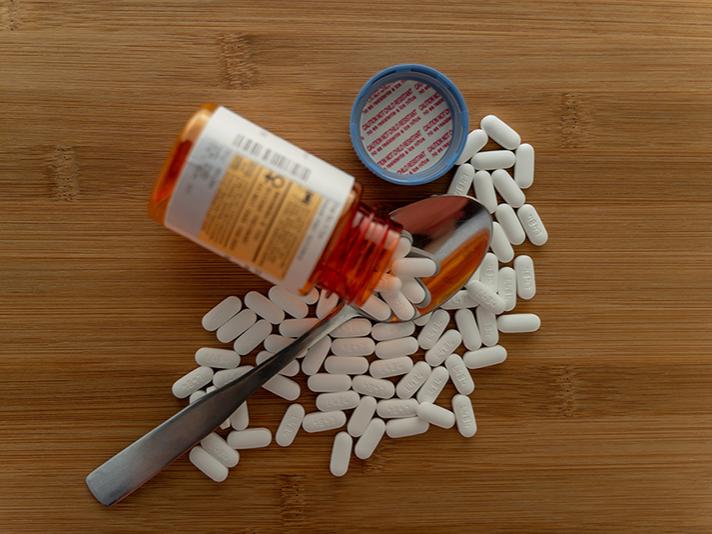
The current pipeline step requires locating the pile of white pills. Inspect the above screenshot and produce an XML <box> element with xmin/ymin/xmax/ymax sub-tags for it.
<box><xmin>173</xmin><ymin>114</ymin><xmax>547</xmax><ymax>482</ymax></box>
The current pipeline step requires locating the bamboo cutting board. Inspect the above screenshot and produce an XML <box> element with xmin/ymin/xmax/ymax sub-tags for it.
<box><xmin>1</xmin><ymin>1</ymin><xmax>712</xmax><ymax>532</ymax></box>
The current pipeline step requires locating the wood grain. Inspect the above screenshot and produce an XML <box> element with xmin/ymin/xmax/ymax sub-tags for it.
<box><xmin>1</xmin><ymin>1</ymin><xmax>711</xmax><ymax>531</ymax></box>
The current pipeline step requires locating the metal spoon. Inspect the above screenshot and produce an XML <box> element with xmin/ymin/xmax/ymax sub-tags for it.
<box><xmin>86</xmin><ymin>195</ymin><xmax>491</xmax><ymax>506</ymax></box>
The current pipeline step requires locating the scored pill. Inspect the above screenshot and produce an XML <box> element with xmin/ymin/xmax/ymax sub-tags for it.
<box><xmin>417</xmin><ymin>366</ymin><xmax>450</xmax><ymax>403</ymax></box>
<box><xmin>244</xmin><ymin>291</ymin><xmax>284</xmax><ymax>324</ymax></box>
<box><xmin>490</xmin><ymin>222</ymin><xmax>515</xmax><ymax>263</ymax></box>
<box><xmin>441</xmin><ymin>290</ymin><xmax>478</xmax><ymax>310</ymax></box>
<box><xmin>189</xmin><ymin>446</ymin><xmax>228</xmax><ymax>483</ymax></box>
<box><xmin>417</xmin><ymin>402</ymin><xmax>456</xmax><ymax>429</ymax></box>
<box><xmin>330</xmin><ymin>432</ymin><xmax>353</xmax><ymax>477</ymax></box>
<box><xmin>497</xmin><ymin>313</ymin><xmax>541</xmax><ymax>333</ymax></box>
<box><xmin>400</xmin><ymin>277</ymin><xmax>427</xmax><ymax>305</ymax></box>
<box><xmin>380</xmin><ymin>290</ymin><xmax>415</xmax><ymax>321</ymax></box>
<box><xmin>172</xmin><ymin>366</ymin><xmax>214</xmax><ymax>399</ymax></box>
<box><xmin>275</xmin><ymin>403</ymin><xmax>305</xmax><ymax>447</ymax></box>
<box><xmin>360</xmin><ymin>293</ymin><xmax>392</xmax><ymax>321</ymax></box>
<box><xmin>455</xmin><ymin>308</ymin><xmax>482</xmax><ymax>351</ymax></box>
<box><xmin>331</xmin><ymin>337</ymin><xmax>375</xmax><ymax>357</ymax></box>
<box><xmin>316</xmin><ymin>290</ymin><xmax>340</xmax><ymax>319</ymax></box>
<box><xmin>396</xmin><ymin>361</ymin><xmax>432</xmax><ymax>399</ymax></box>
<box><xmin>471</xmin><ymin>150</ymin><xmax>515</xmax><ymax>171</ymax></box>
<box><xmin>268</xmin><ymin>286</ymin><xmax>308</xmax><ymax>319</ymax></box>
<box><xmin>514</xmin><ymin>255</ymin><xmax>536</xmax><ymax>300</ymax></box>
<box><xmin>473</xmin><ymin>170</ymin><xmax>497</xmax><ymax>213</ymax></box>
<box><xmin>480</xmin><ymin>114</ymin><xmax>521</xmax><ymax>150</ymax></box>
<box><xmin>307</xmin><ymin>373</ymin><xmax>352</xmax><ymax>393</ymax></box>
<box><xmin>279</xmin><ymin>318</ymin><xmax>319</xmax><ymax>337</ymax></box>
<box><xmin>464</xmin><ymin>345</ymin><xmax>508</xmax><ymax>369</ymax></box>
<box><xmin>195</xmin><ymin>347</ymin><xmax>240</xmax><ymax>369</ymax></box>
<box><xmin>371</xmin><ymin>321</ymin><xmax>415</xmax><ymax>341</ymax></box>
<box><xmin>452</xmin><ymin>394</ymin><xmax>477</xmax><ymax>437</ymax></box>
<box><xmin>425</xmin><ymin>329</ymin><xmax>462</xmax><ymax>367</ymax></box>
<box><xmin>255</xmin><ymin>351</ymin><xmax>299</xmax><ymax>377</ymax></box>
<box><xmin>330</xmin><ymin>318</ymin><xmax>372</xmax><ymax>338</ymax></box>
<box><xmin>514</xmin><ymin>143</ymin><xmax>535</xmax><ymax>188</ymax></box>
<box><xmin>230</xmin><ymin>402</ymin><xmax>249</xmax><ymax>430</ymax></box>
<box><xmin>354</xmin><ymin>418</ymin><xmax>386</xmax><ymax>459</ymax></box>
<box><xmin>447</xmin><ymin>163</ymin><xmax>475</xmax><ymax>196</ymax></box>
<box><xmin>213</xmin><ymin>365</ymin><xmax>253</xmax><ymax>388</ymax></box>
<box><xmin>386</xmin><ymin>417</ymin><xmax>429</xmax><ymax>439</ymax></box>
<box><xmin>413</xmin><ymin>312</ymin><xmax>432</xmax><ymax>326</ymax></box>
<box><xmin>496</xmin><ymin>204</ymin><xmax>526</xmax><ymax>245</ymax></box>
<box><xmin>517</xmin><ymin>204</ymin><xmax>548</xmax><ymax>246</ymax></box>
<box><xmin>370</xmin><ymin>356</ymin><xmax>413</xmax><ymax>379</ymax></box>
<box><xmin>324</xmin><ymin>355</ymin><xmax>369</xmax><ymax>375</ymax></box>
<box><xmin>455</xmin><ymin>129</ymin><xmax>488</xmax><ymax>165</ymax></box>
<box><xmin>302</xmin><ymin>410</ymin><xmax>347</xmax><ymax>433</ymax></box>
<box><xmin>479</xmin><ymin>252</ymin><xmax>499</xmax><ymax>290</ymax></box>
<box><xmin>347</xmin><ymin>396</ymin><xmax>377</xmax><ymax>437</ymax></box>
<box><xmin>498</xmin><ymin>267</ymin><xmax>517</xmax><ymax>312</ymax></box>
<box><xmin>492</xmin><ymin>169</ymin><xmax>525</xmax><ymax>208</ymax></box>
<box><xmin>201</xmin><ymin>432</ymin><xmax>239</xmax><ymax>468</ymax></box>
<box><xmin>476</xmin><ymin>307</ymin><xmax>499</xmax><ymax>347</ymax></box>
<box><xmin>466</xmin><ymin>279</ymin><xmax>505</xmax><ymax>314</ymax></box>
<box><xmin>352</xmin><ymin>375</ymin><xmax>395</xmax><ymax>399</ymax></box>
<box><xmin>391</xmin><ymin>257</ymin><xmax>438</xmax><ymax>278</ymax></box>
<box><xmin>375</xmin><ymin>336</ymin><xmax>418</xmax><ymax>359</ymax></box>
<box><xmin>234</xmin><ymin>319</ymin><xmax>272</xmax><ymax>355</ymax></box>
<box><xmin>417</xmin><ymin>309</ymin><xmax>450</xmax><ymax>349</ymax></box>
<box><xmin>227</xmin><ymin>428</ymin><xmax>272</xmax><ymax>449</ymax></box>
<box><xmin>316</xmin><ymin>390</ymin><xmax>360</xmax><ymax>412</ymax></box>
<box><xmin>216</xmin><ymin>309</ymin><xmax>257</xmax><ymax>343</ymax></box>
<box><xmin>262</xmin><ymin>374</ymin><xmax>300</xmax><ymax>401</ymax></box>
<box><xmin>376</xmin><ymin>398</ymin><xmax>418</xmax><ymax>419</ymax></box>
<box><xmin>445</xmin><ymin>354</ymin><xmax>475</xmax><ymax>395</ymax></box>
<box><xmin>300</xmin><ymin>336</ymin><xmax>332</xmax><ymax>375</ymax></box>
<box><xmin>202</xmin><ymin>296</ymin><xmax>241</xmax><ymax>332</ymax></box>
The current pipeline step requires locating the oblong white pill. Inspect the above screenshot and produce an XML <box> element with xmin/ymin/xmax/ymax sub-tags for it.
<box><xmin>233</xmin><ymin>319</ymin><xmax>272</xmax><ymax>355</ymax></box>
<box><xmin>371</xmin><ymin>321</ymin><xmax>415</xmax><ymax>341</ymax></box>
<box><xmin>445</xmin><ymin>354</ymin><xmax>475</xmax><ymax>395</ymax></box>
<box><xmin>213</xmin><ymin>365</ymin><xmax>253</xmax><ymax>388</ymax></box>
<box><xmin>255</xmin><ymin>351</ymin><xmax>299</xmax><ymax>377</ymax></box>
<box><xmin>481</xmin><ymin>114</ymin><xmax>521</xmax><ymax>150</ymax></box>
<box><xmin>517</xmin><ymin>204</ymin><xmax>548</xmax><ymax>246</ymax></box>
<box><xmin>268</xmin><ymin>286</ymin><xmax>309</xmax><ymax>319</ymax></box>
<box><xmin>465</xmin><ymin>279</ymin><xmax>505</xmax><ymax>314</ymax></box>
<box><xmin>324</xmin><ymin>355</ymin><xmax>369</xmax><ymax>375</ymax></box>
<box><xmin>195</xmin><ymin>347</ymin><xmax>240</xmax><ymax>369</ymax></box>
<box><xmin>330</xmin><ymin>432</ymin><xmax>352</xmax><ymax>477</ymax></box>
<box><xmin>263</xmin><ymin>334</ymin><xmax>294</xmax><ymax>353</ymax></box>
<box><xmin>360</xmin><ymin>294</ymin><xmax>392</xmax><ymax>321</ymax></box>
<box><xmin>386</xmin><ymin>416</ymin><xmax>429</xmax><ymax>438</ymax></box>
<box><xmin>370</xmin><ymin>356</ymin><xmax>413</xmax><ymax>379</ymax></box>
<box><xmin>497</xmin><ymin>313</ymin><xmax>541</xmax><ymax>333</ymax></box>
<box><xmin>331</xmin><ymin>318</ymin><xmax>372</xmax><ymax>338</ymax></box>
<box><xmin>471</xmin><ymin>150</ymin><xmax>515</xmax><ymax>171</ymax></box>
<box><xmin>492</xmin><ymin>169</ymin><xmax>525</xmax><ymax>208</ymax></box>
<box><xmin>514</xmin><ymin>255</ymin><xmax>536</xmax><ymax>300</ymax></box>
<box><xmin>300</xmin><ymin>336</ymin><xmax>331</xmax><ymax>375</ymax></box>
<box><xmin>498</xmin><ymin>267</ymin><xmax>517</xmax><ymax>312</ymax></box>
<box><xmin>189</xmin><ymin>446</ymin><xmax>228</xmax><ymax>482</ymax></box>
<box><xmin>455</xmin><ymin>129</ymin><xmax>489</xmax><ymax>165</ymax></box>
<box><xmin>262</xmin><ymin>374</ymin><xmax>300</xmax><ymax>401</ymax></box>
<box><xmin>172</xmin><ymin>366</ymin><xmax>214</xmax><ymax>399</ymax></box>
<box><xmin>417</xmin><ymin>402</ymin><xmax>456</xmax><ymax>429</ymax></box>
<box><xmin>275</xmin><ymin>403</ymin><xmax>305</xmax><ymax>447</ymax></box>
<box><xmin>417</xmin><ymin>309</ymin><xmax>450</xmax><ymax>350</ymax></box>
<box><xmin>452</xmin><ymin>394</ymin><xmax>477</xmax><ymax>437</ymax></box>
<box><xmin>244</xmin><ymin>291</ymin><xmax>284</xmax><ymax>324</ymax></box>
<box><xmin>495</xmin><ymin>204</ymin><xmax>526</xmax><ymax>245</ymax></box>
<box><xmin>189</xmin><ymin>389</ymin><xmax>206</xmax><ymax>404</ymax></box>
<box><xmin>316</xmin><ymin>390</ymin><xmax>360</xmax><ymax>412</ymax></box>
<box><xmin>300</xmin><ymin>287</ymin><xmax>319</xmax><ymax>305</ymax></box>
<box><xmin>302</xmin><ymin>410</ymin><xmax>347</xmax><ymax>433</ymax></box>
<box><xmin>454</xmin><ymin>309</ymin><xmax>482</xmax><ymax>351</ymax></box>
<box><xmin>201</xmin><ymin>432</ymin><xmax>239</xmax><ymax>468</ymax></box>
<box><xmin>391</xmin><ymin>257</ymin><xmax>438</xmax><ymax>278</ymax></box>
<box><xmin>447</xmin><ymin>163</ymin><xmax>475</xmax><ymax>196</ymax></box>
<box><xmin>416</xmin><ymin>366</ymin><xmax>449</xmax><ymax>403</ymax></box>
<box><xmin>316</xmin><ymin>290</ymin><xmax>339</xmax><ymax>319</ymax></box>
<box><xmin>230</xmin><ymin>402</ymin><xmax>249</xmax><ymax>430</ymax></box>
<box><xmin>279</xmin><ymin>318</ymin><xmax>319</xmax><ymax>337</ymax></box>
<box><xmin>307</xmin><ymin>373</ymin><xmax>352</xmax><ymax>393</ymax></box>
<box><xmin>376</xmin><ymin>398</ymin><xmax>418</xmax><ymax>419</ymax></box>
<box><xmin>355</xmin><ymin>418</ymin><xmax>386</xmax><ymax>459</ymax></box>
<box><xmin>374</xmin><ymin>273</ymin><xmax>402</xmax><ymax>293</ymax></box>
<box><xmin>331</xmin><ymin>337</ymin><xmax>375</xmax><ymax>357</ymax></box>
<box><xmin>396</xmin><ymin>361</ymin><xmax>432</xmax><ymax>399</ymax></box>
<box><xmin>393</xmin><ymin>235</ymin><xmax>412</xmax><ymax>260</ymax></box>
<box><xmin>479</xmin><ymin>252</ymin><xmax>499</xmax><ymax>290</ymax></box>
<box><xmin>476</xmin><ymin>307</ymin><xmax>499</xmax><ymax>347</ymax></box>
<box><xmin>352</xmin><ymin>375</ymin><xmax>395</xmax><ymax>399</ymax></box>
<box><xmin>381</xmin><ymin>290</ymin><xmax>415</xmax><ymax>321</ymax></box>
<box><xmin>375</xmin><ymin>337</ymin><xmax>418</xmax><ymax>359</ymax></box>
<box><xmin>490</xmin><ymin>222</ymin><xmax>514</xmax><ymax>263</ymax></box>
<box><xmin>227</xmin><ymin>428</ymin><xmax>272</xmax><ymax>449</ymax></box>
<box><xmin>463</xmin><ymin>345</ymin><xmax>508</xmax><ymax>369</ymax></box>
<box><xmin>216</xmin><ymin>309</ymin><xmax>257</xmax><ymax>343</ymax></box>
<box><xmin>348</xmin><ymin>396</ymin><xmax>377</xmax><ymax>437</ymax></box>
<box><xmin>202</xmin><ymin>296</ymin><xmax>241</xmax><ymax>332</ymax></box>
<box><xmin>425</xmin><ymin>329</ymin><xmax>462</xmax><ymax>367</ymax></box>
<box><xmin>441</xmin><ymin>290</ymin><xmax>478</xmax><ymax>310</ymax></box>
<box><xmin>413</xmin><ymin>312</ymin><xmax>432</xmax><ymax>326</ymax></box>
<box><xmin>514</xmin><ymin>143</ymin><xmax>535</xmax><ymax>188</ymax></box>
<box><xmin>400</xmin><ymin>277</ymin><xmax>427</xmax><ymax>305</ymax></box>
<box><xmin>473</xmin><ymin>170</ymin><xmax>497</xmax><ymax>213</ymax></box>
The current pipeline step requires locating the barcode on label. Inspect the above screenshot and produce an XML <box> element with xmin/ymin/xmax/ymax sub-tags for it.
<box><xmin>232</xmin><ymin>134</ymin><xmax>311</xmax><ymax>182</ymax></box>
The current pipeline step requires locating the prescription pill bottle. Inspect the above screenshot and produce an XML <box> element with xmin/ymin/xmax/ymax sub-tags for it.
<box><xmin>149</xmin><ymin>104</ymin><xmax>402</xmax><ymax>306</ymax></box>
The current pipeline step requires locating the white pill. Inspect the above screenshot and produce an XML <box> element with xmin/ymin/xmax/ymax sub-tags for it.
<box><xmin>201</xmin><ymin>432</ymin><xmax>239</xmax><ymax>468</ymax></box>
<box><xmin>331</xmin><ymin>337</ymin><xmax>375</xmax><ymax>357</ymax></box>
<box><xmin>307</xmin><ymin>373</ymin><xmax>351</xmax><ymax>393</ymax></box>
<box><xmin>268</xmin><ymin>286</ymin><xmax>309</xmax><ymax>319</ymax></box>
<box><xmin>262</xmin><ymin>374</ymin><xmax>300</xmax><ymax>401</ymax></box>
<box><xmin>213</xmin><ymin>365</ymin><xmax>253</xmax><ymax>388</ymax></box>
<box><xmin>302</xmin><ymin>410</ymin><xmax>347</xmax><ymax>433</ymax></box>
<box><xmin>465</xmin><ymin>280</ymin><xmax>505</xmax><ymax>314</ymax></box>
<box><xmin>375</xmin><ymin>337</ymin><xmax>418</xmax><ymax>359</ymax></box>
<box><xmin>417</xmin><ymin>309</ymin><xmax>450</xmax><ymax>349</ymax></box>
<box><xmin>279</xmin><ymin>318</ymin><xmax>319</xmax><ymax>337</ymax></box>
<box><xmin>347</xmin><ymin>396</ymin><xmax>377</xmax><ymax>437</ymax></box>
<box><xmin>391</xmin><ymin>257</ymin><xmax>438</xmax><ymax>278</ymax></box>
<box><xmin>471</xmin><ymin>150</ymin><xmax>515</xmax><ymax>171</ymax></box>
<box><xmin>316</xmin><ymin>290</ymin><xmax>339</xmax><ymax>319</ymax></box>
<box><xmin>497</xmin><ymin>313</ymin><xmax>541</xmax><ymax>333</ymax></box>
<box><xmin>172</xmin><ymin>366</ymin><xmax>214</xmax><ymax>399</ymax></box>
<box><xmin>517</xmin><ymin>204</ymin><xmax>548</xmax><ymax>246</ymax></box>
<box><xmin>216</xmin><ymin>309</ymin><xmax>257</xmax><ymax>343</ymax></box>
<box><xmin>195</xmin><ymin>347</ymin><xmax>240</xmax><ymax>369</ymax></box>
<box><xmin>362</xmin><ymin>293</ymin><xmax>392</xmax><ymax>321</ymax></box>
<box><xmin>413</xmin><ymin>312</ymin><xmax>432</xmax><ymax>326</ymax></box>
<box><xmin>352</xmin><ymin>375</ymin><xmax>395</xmax><ymax>399</ymax></box>
<box><xmin>202</xmin><ymin>296</ymin><xmax>241</xmax><ymax>332</ymax></box>
<box><xmin>255</xmin><ymin>351</ymin><xmax>299</xmax><ymax>377</ymax></box>
<box><xmin>441</xmin><ymin>290</ymin><xmax>478</xmax><ymax>310</ymax></box>
<box><xmin>495</xmin><ymin>204</ymin><xmax>526</xmax><ymax>245</ymax></box>
<box><xmin>447</xmin><ymin>163</ymin><xmax>475</xmax><ymax>196</ymax></box>
<box><xmin>492</xmin><ymin>169</ymin><xmax>525</xmax><ymax>208</ymax></box>
<box><xmin>445</xmin><ymin>354</ymin><xmax>475</xmax><ymax>395</ymax></box>
<box><xmin>300</xmin><ymin>287</ymin><xmax>320</xmax><ymax>305</ymax></box>
<box><xmin>275</xmin><ymin>403</ymin><xmax>305</xmax><ymax>447</ymax></box>
<box><xmin>324</xmin><ymin>355</ymin><xmax>369</xmax><ymax>375</ymax></box>
<box><xmin>233</xmin><ymin>319</ymin><xmax>271</xmax><ymax>355</ymax></box>
<box><xmin>300</xmin><ymin>336</ymin><xmax>332</xmax><ymax>375</ymax></box>
<box><xmin>490</xmin><ymin>222</ymin><xmax>514</xmax><ymax>263</ymax></box>
<box><xmin>498</xmin><ymin>267</ymin><xmax>517</xmax><ymax>312</ymax></box>
<box><xmin>475</xmin><ymin>307</ymin><xmax>499</xmax><ymax>347</ymax></box>
<box><xmin>424</xmin><ymin>329</ymin><xmax>462</xmax><ymax>367</ymax></box>
<box><xmin>396</xmin><ymin>361</ymin><xmax>432</xmax><ymax>399</ymax></box>
<box><xmin>452</xmin><ymin>394</ymin><xmax>477</xmax><ymax>437</ymax></box>
<box><xmin>371</xmin><ymin>321</ymin><xmax>415</xmax><ymax>341</ymax></box>
<box><xmin>227</xmin><ymin>427</ymin><xmax>272</xmax><ymax>449</ymax></box>
<box><xmin>370</xmin><ymin>356</ymin><xmax>413</xmax><ymax>379</ymax></box>
<box><xmin>393</xmin><ymin>235</ymin><xmax>412</xmax><ymax>260</ymax></box>
<box><xmin>316</xmin><ymin>390</ymin><xmax>360</xmax><ymax>412</ymax></box>
<box><xmin>377</xmin><ymin>398</ymin><xmax>418</xmax><ymax>419</ymax></box>
<box><xmin>230</xmin><ymin>402</ymin><xmax>249</xmax><ymax>430</ymax></box>
<box><xmin>455</xmin><ymin>129</ymin><xmax>489</xmax><ymax>165</ymax></box>
<box><xmin>263</xmin><ymin>334</ymin><xmax>294</xmax><ymax>353</ymax></box>
<box><xmin>481</xmin><ymin>114</ymin><xmax>521</xmax><ymax>150</ymax></box>
<box><xmin>514</xmin><ymin>143</ymin><xmax>535</xmax><ymax>188</ymax></box>
<box><xmin>401</xmin><ymin>277</ymin><xmax>427</xmax><ymax>305</ymax></box>
<box><xmin>454</xmin><ymin>309</ymin><xmax>482</xmax><ymax>351</ymax></box>
<box><xmin>463</xmin><ymin>345</ymin><xmax>508</xmax><ymax>369</ymax></box>
<box><xmin>417</xmin><ymin>366</ymin><xmax>449</xmax><ymax>403</ymax></box>
<box><xmin>330</xmin><ymin>432</ymin><xmax>353</xmax><ymax>477</ymax></box>
<box><xmin>380</xmin><ymin>290</ymin><xmax>415</xmax><ymax>321</ymax></box>
<box><xmin>188</xmin><ymin>389</ymin><xmax>206</xmax><ymax>404</ymax></box>
<box><xmin>473</xmin><ymin>170</ymin><xmax>497</xmax><ymax>214</ymax></box>
<box><xmin>479</xmin><ymin>252</ymin><xmax>499</xmax><ymax>290</ymax></box>
<box><xmin>244</xmin><ymin>291</ymin><xmax>284</xmax><ymax>324</ymax></box>
<box><xmin>375</xmin><ymin>273</ymin><xmax>402</xmax><ymax>293</ymax></box>
<box><xmin>514</xmin><ymin>255</ymin><xmax>536</xmax><ymax>300</ymax></box>
<box><xmin>331</xmin><ymin>318</ymin><xmax>372</xmax><ymax>338</ymax></box>
<box><xmin>386</xmin><ymin>417</ymin><xmax>429</xmax><ymax>438</ymax></box>
<box><xmin>355</xmin><ymin>418</ymin><xmax>386</xmax><ymax>459</ymax></box>
<box><xmin>189</xmin><ymin>446</ymin><xmax>228</xmax><ymax>482</ymax></box>
<box><xmin>417</xmin><ymin>402</ymin><xmax>456</xmax><ymax>429</ymax></box>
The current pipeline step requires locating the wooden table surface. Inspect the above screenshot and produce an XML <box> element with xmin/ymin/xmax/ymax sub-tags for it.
<box><xmin>2</xmin><ymin>1</ymin><xmax>712</xmax><ymax>531</ymax></box>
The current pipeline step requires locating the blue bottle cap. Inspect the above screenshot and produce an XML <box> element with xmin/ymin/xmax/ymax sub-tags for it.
<box><xmin>350</xmin><ymin>64</ymin><xmax>468</xmax><ymax>186</ymax></box>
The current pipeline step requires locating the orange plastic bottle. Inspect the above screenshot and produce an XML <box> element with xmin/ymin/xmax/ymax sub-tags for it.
<box><xmin>149</xmin><ymin>104</ymin><xmax>402</xmax><ymax>306</ymax></box>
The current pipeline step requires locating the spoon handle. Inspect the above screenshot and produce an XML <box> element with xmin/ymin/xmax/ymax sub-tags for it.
<box><xmin>86</xmin><ymin>303</ymin><xmax>359</xmax><ymax>506</ymax></box>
